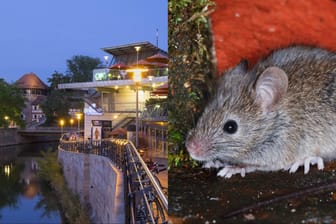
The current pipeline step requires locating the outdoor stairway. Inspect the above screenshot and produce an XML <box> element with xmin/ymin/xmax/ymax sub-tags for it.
<box><xmin>113</xmin><ymin>116</ymin><xmax>135</xmax><ymax>129</ymax></box>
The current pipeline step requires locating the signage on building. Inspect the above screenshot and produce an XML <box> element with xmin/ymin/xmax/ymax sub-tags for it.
<box><xmin>93</xmin><ymin>68</ymin><xmax>110</xmax><ymax>81</ymax></box>
<box><xmin>91</xmin><ymin>120</ymin><xmax>112</xmax><ymax>127</ymax></box>
<box><xmin>91</xmin><ymin>120</ymin><xmax>112</xmax><ymax>138</ymax></box>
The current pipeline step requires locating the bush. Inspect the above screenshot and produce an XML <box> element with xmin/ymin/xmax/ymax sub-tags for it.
<box><xmin>168</xmin><ymin>0</ymin><xmax>215</xmax><ymax>167</ymax></box>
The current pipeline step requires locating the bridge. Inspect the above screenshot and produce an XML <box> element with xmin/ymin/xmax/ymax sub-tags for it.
<box><xmin>18</xmin><ymin>127</ymin><xmax>78</xmax><ymax>137</ymax></box>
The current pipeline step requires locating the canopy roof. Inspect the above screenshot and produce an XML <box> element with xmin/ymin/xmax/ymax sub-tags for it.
<box><xmin>102</xmin><ymin>41</ymin><xmax>167</xmax><ymax>57</ymax></box>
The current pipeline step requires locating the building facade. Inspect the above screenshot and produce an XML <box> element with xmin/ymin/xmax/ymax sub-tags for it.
<box><xmin>58</xmin><ymin>42</ymin><xmax>168</xmax><ymax>147</ymax></box>
<box><xmin>15</xmin><ymin>73</ymin><xmax>48</xmax><ymax>126</ymax></box>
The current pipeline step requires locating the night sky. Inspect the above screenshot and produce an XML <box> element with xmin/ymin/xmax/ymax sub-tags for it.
<box><xmin>0</xmin><ymin>0</ymin><xmax>167</xmax><ymax>84</ymax></box>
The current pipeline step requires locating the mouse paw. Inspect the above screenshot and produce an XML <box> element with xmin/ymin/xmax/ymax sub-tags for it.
<box><xmin>203</xmin><ymin>160</ymin><xmax>223</xmax><ymax>169</ymax></box>
<box><xmin>303</xmin><ymin>156</ymin><xmax>324</xmax><ymax>174</ymax></box>
<box><xmin>288</xmin><ymin>156</ymin><xmax>324</xmax><ymax>174</ymax></box>
<box><xmin>288</xmin><ymin>161</ymin><xmax>302</xmax><ymax>173</ymax></box>
<box><xmin>217</xmin><ymin>166</ymin><xmax>246</xmax><ymax>178</ymax></box>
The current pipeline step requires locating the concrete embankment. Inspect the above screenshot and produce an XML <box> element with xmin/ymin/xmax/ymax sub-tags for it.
<box><xmin>58</xmin><ymin>148</ymin><xmax>125</xmax><ymax>224</ymax></box>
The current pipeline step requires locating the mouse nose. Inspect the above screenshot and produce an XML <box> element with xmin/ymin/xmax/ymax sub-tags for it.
<box><xmin>185</xmin><ymin>137</ymin><xmax>209</xmax><ymax>160</ymax></box>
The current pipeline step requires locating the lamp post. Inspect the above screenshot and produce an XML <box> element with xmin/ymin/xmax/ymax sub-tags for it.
<box><xmin>134</xmin><ymin>46</ymin><xmax>141</xmax><ymax>148</ymax></box>
<box><xmin>70</xmin><ymin>118</ymin><xmax>74</xmax><ymax>129</ymax></box>
<box><xmin>4</xmin><ymin>116</ymin><xmax>9</xmax><ymax>128</ymax></box>
<box><xmin>104</xmin><ymin>55</ymin><xmax>109</xmax><ymax>67</ymax></box>
<box><xmin>59</xmin><ymin>119</ymin><xmax>65</xmax><ymax>136</ymax></box>
<box><xmin>127</xmin><ymin>47</ymin><xmax>148</xmax><ymax>148</ymax></box>
<box><xmin>76</xmin><ymin>113</ymin><xmax>82</xmax><ymax>132</ymax></box>
<box><xmin>134</xmin><ymin>75</ymin><xmax>140</xmax><ymax>148</ymax></box>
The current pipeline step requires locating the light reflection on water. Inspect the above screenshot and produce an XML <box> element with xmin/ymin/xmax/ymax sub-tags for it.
<box><xmin>0</xmin><ymin>142</ymin><xmax>61</xmax><ymax>224</ymax></box>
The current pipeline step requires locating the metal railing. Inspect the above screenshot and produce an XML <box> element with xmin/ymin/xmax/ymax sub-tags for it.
<box><xmin>93</xmin><ymin>68</ymin><xmax>168</xmax><ymax>82</ymax></box>
<box><xmin>58</xmin><ymin>138</ymin><xmax>168</xmax><ymax>224</ymax></box>
<box><xmin>141</xmin><ymin>102</ymin><xmax>168</xmax><ymax>121</ymax></box>
<box><xmin>102</xmin><ymin>102</ymin><xmax>145</xmax><ymax>113</ymax></box>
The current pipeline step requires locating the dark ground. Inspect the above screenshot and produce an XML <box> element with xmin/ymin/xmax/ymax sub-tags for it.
<box><xmin>169</xmin><ymin>161</ymin><xmax>336</xmax><ymax>224</ymax></box>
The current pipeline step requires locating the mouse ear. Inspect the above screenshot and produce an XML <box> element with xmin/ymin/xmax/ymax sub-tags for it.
<box><xmin>255</xmin><ymin>66</ymin><xmax>288</xmax><ymax>113</ymax></box>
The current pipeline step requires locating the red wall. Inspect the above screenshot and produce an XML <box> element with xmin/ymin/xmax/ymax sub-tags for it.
<box><xmin>211</xmin><ymin>0</ymin><xmax>336</xmax><ymax>75</ymax></box>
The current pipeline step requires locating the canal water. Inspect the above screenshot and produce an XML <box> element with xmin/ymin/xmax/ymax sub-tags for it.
<box><xmin>0</xmin><ymin>142</ymin><xmax>61</xmax><ymax>224</ymax></box>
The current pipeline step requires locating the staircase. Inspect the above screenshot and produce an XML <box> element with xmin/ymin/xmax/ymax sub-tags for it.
<box><xmin>113</xmin><ymin>116</ymin><xmax>135</xmax><ymax>129</ymax></box>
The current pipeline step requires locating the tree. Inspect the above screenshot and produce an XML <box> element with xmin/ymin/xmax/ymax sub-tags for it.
<box><xmin>0</xmin><ymin>79</ymin><xmax>25</xmax><ymax>127</ymax></box>
<box><xmin>47</xmin><ymin>71</ymin><xmax>71</xmax><ymax>90</ymax></box>
<box><xmin>40</xmin><ymin>90</ymin><xmax>70</xmax><ymax>125</ymax></box>
<box><xmin>42</xmin><ymin>55</ymin><xmax>100</xmax><ymax>124</ymax></box>
<box><xmin>66</xmin><ymin>55</ymin><xmax>102</xmax><ymax>82</ymax></box>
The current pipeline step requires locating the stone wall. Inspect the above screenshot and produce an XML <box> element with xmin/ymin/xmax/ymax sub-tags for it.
<box><xmin>0</xmin><ymin>129</ymin><xmax>18</xmax><ymax>146</ymax></box>
<box><xmin>58</xmin><ymin>149</ymin><xmax>125</xmax><ymax>224</ymax></box>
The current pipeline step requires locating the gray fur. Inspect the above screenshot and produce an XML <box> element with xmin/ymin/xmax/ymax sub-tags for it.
<box><xmin>186</xmin><ymin>45</ymin><xmax>336</xmax><ymax>177</ymax></box>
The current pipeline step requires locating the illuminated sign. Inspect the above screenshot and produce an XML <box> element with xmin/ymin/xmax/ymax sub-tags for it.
<box><xmin>93</xmin><ymin>68</ymin><xmax>110</xmax><ymax>81</ymax></box>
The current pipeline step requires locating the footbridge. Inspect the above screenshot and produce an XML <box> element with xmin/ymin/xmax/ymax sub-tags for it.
<box><xmin>18</xmin><ymin>127</ymin><xmax>77</xmax><ymax>137</ymax></box>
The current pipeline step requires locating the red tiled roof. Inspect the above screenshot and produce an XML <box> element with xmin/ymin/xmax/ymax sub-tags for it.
<box><xmin>15</xmin><ymin>73</ymin><xmax>48</xmax><ymax>89</ymax></box>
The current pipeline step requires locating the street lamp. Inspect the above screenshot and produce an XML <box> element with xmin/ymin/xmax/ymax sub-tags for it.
<box><xmin>76</xmin><ymin>113</ymin><xmax>82</xmax><ymax>132</ymax></box>
<box><xmin>127</xmin><ymin>67</ymin><xmax>148</xmax><ymax>147</ymax></box>
<box><xmin>59</xmin><ymin>119</ymin><xmax>65</xmax><ymax>135</ymax></box>
<box><xmin>4</xmin><ymin>116</ymin><xmax>9</xmax><ymax>128</ymax></box>
<box><xmin>135</xmin><ymin>75</ymin><xmax>141</xmax><ymax>148</ymax></box>
<box><xmin>70</xmin><ymin>118</ymin><xmax>74</xmax><ymax>129</ymax></box>
<box><xmin>126</xmin><ymin>47</ymin><xmax>149</xmax><ymax>147</ymax></box>
<box><xmin>134</xmin><ymin>46</ymin><xmax>142</xmax><ymax>148</ymax></box>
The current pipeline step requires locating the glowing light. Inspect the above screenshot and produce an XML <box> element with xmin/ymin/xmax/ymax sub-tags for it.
<box><xmin>134</xmin><ymin>70</ymin><xmax>141</xmax><ymax>82</ymax></box>
<box><xmin>4</xmin><ymin>164</ymin><xmax>11</xmax><ymax>176</ymax></box>
<box><xmin>76</xmin><ymin>113</ymin><xmax>82</xmax><ymax>120</ymax></box>
<box><xmin>138</xmin><ymin>90</ymin><xmax>145</xmax><ymax>101</ymax></box>
<box><xmin>126</xmin><ymin>68</ymin><xmax>148</xmax><ymax>83</ymax></box>
<box><xmin>76</xmin><ymin>113</ymin><xmax>82</xmax><ymax>131</ymax></box>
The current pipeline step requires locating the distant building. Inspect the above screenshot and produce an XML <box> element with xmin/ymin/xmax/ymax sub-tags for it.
<box><xmin>15</xmin><ymin>73</ymin><xmax>48</xmax><ymax>125</ymax></box>
<box><xmin>58</xmin><ymin>41</ymin><xmax>168</xmax><ymax>145</ymax></box>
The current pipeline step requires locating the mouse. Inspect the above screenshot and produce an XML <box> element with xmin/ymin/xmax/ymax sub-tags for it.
<box><xmin>185</xmin><ymin>45</ymin><xmax>336</xmax><ymax>178</ymax></box>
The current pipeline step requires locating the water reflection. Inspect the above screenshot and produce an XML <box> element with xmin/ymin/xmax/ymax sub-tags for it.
<box><xmin>0</xmin><ymin>143</ymin><xmax>61</xmax><ymax>223</ymax></box>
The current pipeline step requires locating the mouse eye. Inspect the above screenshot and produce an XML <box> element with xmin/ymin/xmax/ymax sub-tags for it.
<box><xmin>223</xmin><ymin>120</ymin><xmax>238</xmax><ymax>134</ymax></box>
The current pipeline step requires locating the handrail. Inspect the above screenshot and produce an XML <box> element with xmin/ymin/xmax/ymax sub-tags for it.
<box><xmin>127</xmin><ymin>140</ymin><xmax>168</xmax><ymax>211</ymax></box>
<box><xmin>58</xmin><ymin>137</ymin><xmax>168</xmax><ymax>224</ymax></box>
